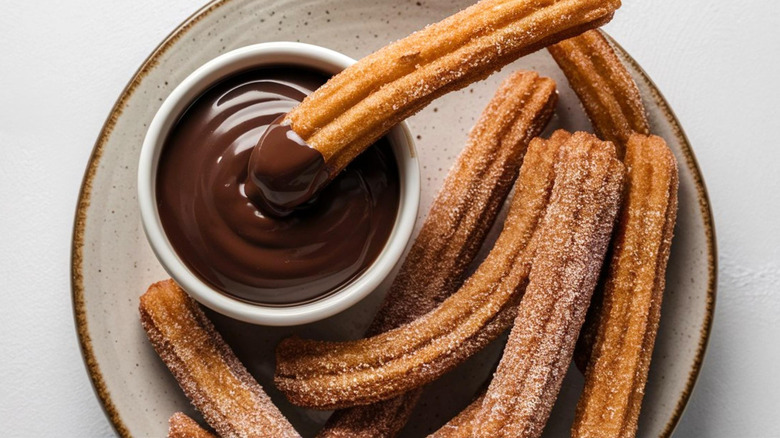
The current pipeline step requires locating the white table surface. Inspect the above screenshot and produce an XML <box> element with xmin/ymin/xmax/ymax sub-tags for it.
<box><xmin>1</xmin><ymin>1</ymin><xmax>778</xmax><ymax>436</ymax></box>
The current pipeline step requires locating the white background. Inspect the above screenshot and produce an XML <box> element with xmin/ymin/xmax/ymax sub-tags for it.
<box><xmin>1</xmin><ymin>1</ymin><xmax>778</xmax><ymax>436</ymax></box>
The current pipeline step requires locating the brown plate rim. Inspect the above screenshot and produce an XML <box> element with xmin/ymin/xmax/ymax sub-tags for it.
<box><xmin>605</xmin><ymin>35</ymin><xmax>717</xmax><ymax>437</ymax></box>
<box><xmin>70</xmin><ymin>2</ymin><xmax>717</xmax><ymax>437</ymax></box>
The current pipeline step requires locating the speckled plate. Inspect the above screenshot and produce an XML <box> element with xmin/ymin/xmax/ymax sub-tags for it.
<box><xmin>71</xmin><ymin>1</ymin><xmax>716</xmax><ymax>437</ymax></box>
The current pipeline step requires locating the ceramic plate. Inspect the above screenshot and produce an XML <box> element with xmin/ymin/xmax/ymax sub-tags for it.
<box><xmin>72</xmin><ymin>1</ymin><xmax>716</xmax><ymax>436</ymax></box>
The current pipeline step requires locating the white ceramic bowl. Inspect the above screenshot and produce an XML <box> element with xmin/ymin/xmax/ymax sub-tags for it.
<box><xmin>138</xmin><ymin>42</ymin><xmax>420</xmax><ymax>326</ymax></box>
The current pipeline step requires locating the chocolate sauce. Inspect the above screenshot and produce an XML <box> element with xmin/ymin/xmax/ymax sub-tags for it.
<box><xmin>156</xmin><ymin>68</ymin><xmax>400</xmax><ymax>305</ymax></box>
<box><xmin>245</xmin><ymin>118</ymin><xmax>329</xmax><ymax>217</ymax></box>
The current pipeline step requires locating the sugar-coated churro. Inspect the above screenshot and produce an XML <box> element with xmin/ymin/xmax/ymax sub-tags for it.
<box><xmin>140</xmin><ymin>280</ymin><xmax>300</xmax><ymax>438</ymax></box>
<box><xmin>275</xmin><ymin>131</ymin><xmax>576</xmax><ymax>410</ymax></box>
<box><xmin>431</xmin><ymin>133</ymin><xmax>624</xmax><ymax>438</ymax></box>
<box><xmin>572</xmin><ymin>134</ymin><xmax>678</xmax><ymax>438</ymax></box>
<box><xmin>248</xmin><ymin>0</ymin><xmax>621</xmax><ymax>212</ymax></box>
<box><xmin>548</xmin><ymin>29</ymin><xmax>648</xmax><ymax>154</ymax></box>
<box><xmin>168</xmin><ymin>413</ymin><xmax>217</xmax><ymax>438</ymax></box>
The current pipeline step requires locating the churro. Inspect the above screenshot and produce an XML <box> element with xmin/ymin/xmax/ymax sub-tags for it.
<box><xmin>139</xmin><ymin>280</ymin><xmax>300</xmax><ymax>438</ymax></box>
<box><xmin>431</xmin><ymin>133</ymin><xmax>624</xmax><ymax>438</ymax></box>
<box><xmin>548</xmin><ymin>29</ymin><xmax>649</xmax><ymax>154</ymax></box>
<box><xmin>275</xmin><ymin>131</ymin><xmax>575</xmax><ymax>410</ymax></box>
<box><xmin>168</xmin><ymin>413</ymin><xmax>216</xmax><ymax>438</ymax></box>
<box><xmin>572</xmin><ymin>134</ymin><xmax>678</xmax><ymax>438</ymax></box>
<box><xmin>248</xmin><ymin>0</ymin><xmax>621</xmax><ymax>212</ymax></box>
<box><xmin>318</xmin><ymin>71</ymin><xmax>556</xmax><ymax>437</ymax></box>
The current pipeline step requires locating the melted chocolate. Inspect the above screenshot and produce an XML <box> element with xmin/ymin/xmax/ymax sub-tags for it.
<box><xmin>157</xmin><ymin>68</ymin><xmax>400</xmax><ymax>305</ymax></box>
<box><xmin>245</xmin><ymin>118</ymin><xmax>329</xmax><ymax>217</ymax></box>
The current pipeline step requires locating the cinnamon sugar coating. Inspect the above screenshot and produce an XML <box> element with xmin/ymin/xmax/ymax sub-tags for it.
<box><xmin>317</xmin><ymin>70</ymin><xmax>557</xmax><ymax>438</ymax></box>
<box><xmin>548</xmin><ymin>29</ymin><xmax>649</xmax><ymax>155</ymax></box>
<box><xmin>431</xmin><ymin>133</ymin><xmax>624</xmax><ymax>438</ymax></box>
<box><xmin>572</xmin><ymin>134</ymin><xmax>678</xmax><ymax>438</ymax></box>
<box><xmin>288</xmin><ymin>0</ymin><xmax>621</xmax><ymax>177</ymax></box>
<box><xmin>168</xmin><ymin>413</ymin><xmax>216</xmax><ymax>438</ymax></box>
<box><xmin>274</xmin><ymin>131</ymin><xmax>576</xmax><ymax>410</ymax></box>
<box><xmin>139</xmin><ymin>280</ymin><xmax>300</xmax><ymax>438</ymax></box>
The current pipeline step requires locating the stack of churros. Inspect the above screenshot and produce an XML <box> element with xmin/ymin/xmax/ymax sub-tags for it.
<box><xmin>430</xmin><ymin>133</ymin><xmax>625</xmax><ymax>438</ymax></box>
<box><xmin>550</xmin><ymin>29</ymin><xmax>679</xmax><ymax>438</ymax></box>
<box><xmin>572</xmin><ymin>133</ymin><xmax>677</xmax><ymax>438</ymax></box>
<box><xmin>318</xmin><ymin>70</ymin><xmax>557</xmax><ymax>438</ymax></box>
<box><xmin>137</xmin><ymin>2</ymin><xmax>684</xmax><ymax>438</ymax></box>
<box><xmin>274</xmin><ymin>129</ymin><xmax>559</xmax><ymax>408</ymax></box>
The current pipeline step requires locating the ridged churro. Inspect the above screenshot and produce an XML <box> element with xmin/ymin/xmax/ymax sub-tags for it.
<box><xmin>248</xmin><ymin>0</ymin><xmax>621</xmax><ymax>212</ymax></box>
<box><xmin>139</xmin><ymin>280</ymin><xmax>300</xmax><ymax>438</ymax></box>
<box><xmin>275</xmin><ymin>132</ymin><xmax>575</xmax><ymax>410</ymax></box>
<box><xmin>572</xmin><ymin>134</ymin><xmax>678</xmax><ymax>438</ymax></box>
<box><xmin>548</xmin><ymin>29</ymin><xmax>648</xmax><ymax>154</ymax></box>
<box><xmin>431</xmin><ymin>133</ymin><xmax>624</xmax><ymax>438</ymax></box>
<box><xmin>317</xmin><ymin>70</ymin><xmax>557</xmax><ymax>438</ymax></box>
<box><xmin>168</xmin><ymin>413</ymin><xmax>216</xmax><ymax>438</ymax></box>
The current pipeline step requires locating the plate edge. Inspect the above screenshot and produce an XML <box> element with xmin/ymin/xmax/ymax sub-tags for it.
<box><xmin>68</xmin><ymin>6</ymin><xmax>719</xmax><ymax>438</ymax></box>
<box><xmin>70</xmin><ymin>1</ymin><xmax>230</xmax><ymax>437</ymax></box>
<box><xmin>603</xmin><ymin>34</ymin><xmax>718</xmax><ymax>438</ymax></box>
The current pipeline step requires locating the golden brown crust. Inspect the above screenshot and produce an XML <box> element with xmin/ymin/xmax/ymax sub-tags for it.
<box><xmin>287</xmin><ymin>0</ymin><xmax>621</xmax><ymax>177</ymax></box>
<box><xmin>274</xmin><ymin>131</ymin><xmax>576</xmax><ymax>410</ymax></box>
<box><xmin>430</xmin><ymin>133</ymin><xmax>624</xmax><ymax>438</ymax></box>
<box><xmin>571</xmin><ymin>134</ymin><xmax>679</xmax><ymax>438</ymax></box>
<box><xmin>139</xmin><ymin>280</ymin><xmax>300</xmax><ymax>438</ymax></box>
<box><xmin>317</xmin><ymin>71</ymin><xmax>557</xmax><ymax>438</ymax></box>
<box><xmin>548</xmin><ymin>29</ymin><xmax>649</xmax><ymax>155</ymax></box>
<box><xmin>168</xmin><ymin>413</ymin><xmax>217</xmax><ymax>438</ymax></box>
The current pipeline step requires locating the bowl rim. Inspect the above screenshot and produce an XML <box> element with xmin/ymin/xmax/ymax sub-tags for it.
<box><xmin>136</xmin><ymin>41</ymin><xmax>421</xmax><ymax>326</ymax></box>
